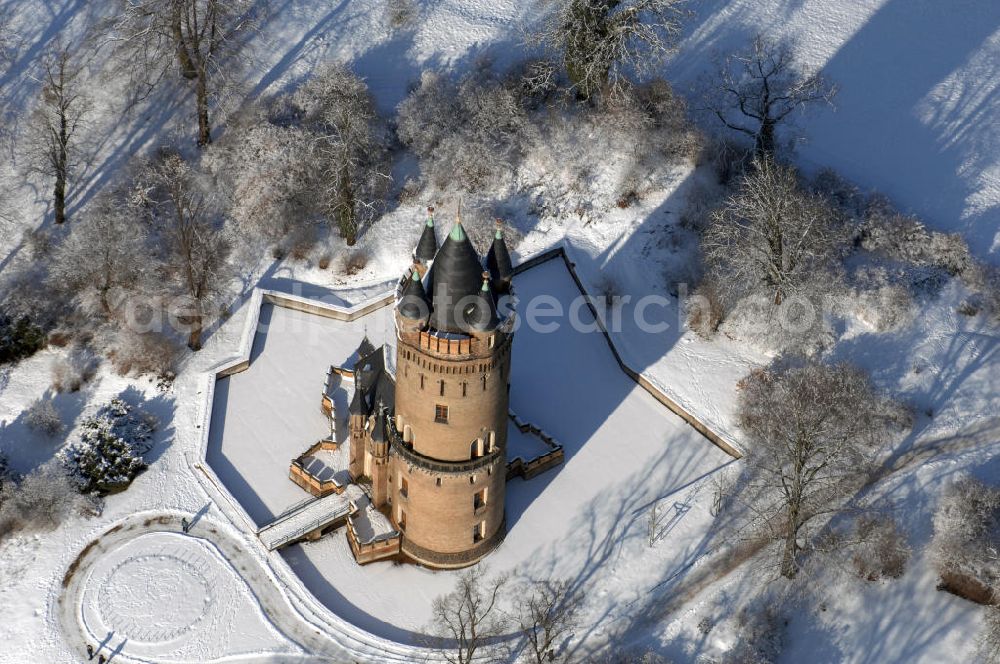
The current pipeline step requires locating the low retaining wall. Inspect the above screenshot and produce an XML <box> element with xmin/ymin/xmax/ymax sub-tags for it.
<box><xmin>506</xmin><ymin>411</ymin><xmax>566</xmax><ymax>481</ymax></box>
<box><xmin>346</xmin><ymin>517</ymin><xmax>401</xmax><ymax>565</ymax></box>
<box><xmin>290</xmin><ymin>440</ymin><xmax>344</xmax><ymax>497</ymax></box>
<box><xmin>512</xmin><ymin>247</ymin><xmax>743</xmax><ymax>459</ymax></box>
<box><xmin>507</xmin><ymin>449</ymin><xmax>564</xmax><ymax>480</ymax></box>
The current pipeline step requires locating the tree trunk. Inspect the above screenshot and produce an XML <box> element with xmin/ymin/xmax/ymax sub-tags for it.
<box><xmin>99</xmin><ymin>287</ymin><xmax>111</xmax><ymax>316</ymax></box>
<box><xmin>337</xmin><ymin>169</ymin><xmax>357</xmax><ymax>245</ymax></box>
<box><xmin>53</xmin><ymin>168</ymin><xmax>66</xmax><ymax>224</ymax></box>
<box><xmin>755</xmin><ymin>119</ymin><xmax>776</xmax><ymax>159</ymax></box>
<box><xmin>196</xmin><ymin>73</ymin><xmax>211</xmax><ymax>147</ymax></box>
<box><xmin>780</xmin><ymin>511</ymin><xmax>799</xmax><ymax>578</ymax></box>
<box><xmin>172</xmin><ymin>12</ymin><xmax>198</xmax><ymax>80</ymax></box>
<box><xmin>188</xmin><ymin>314</ymin><xmax>203</xmax><ymax>350</ymax></box>
<box><xmin>54</xmin><ymin>110</ymin><xmax>68</xmax><ymax>224</ymax></box>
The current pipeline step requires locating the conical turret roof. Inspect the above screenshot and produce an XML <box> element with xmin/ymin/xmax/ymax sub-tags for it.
<box><xmin>415</xmin><ymin>210</ymin><xmax>438</xmax><ymax>263</ymax></box>
<box><xmin>486</xmin><ymin>221</ymin><xmax>513</xmax><ymax>292</ymax></box>
<box><xmin>465</xmin><ymin>272</ymin><xmax>500</xmax><ymax>331</ymax></box>
<box><xmin>427</xmin><ymin>219</ymin><xmax>488</xmax><ymax>332</ymax></box>
<box><xmin>398</xmin><ymin>269</ymin><xmax>430</xmax><ymax>320</ymax></box>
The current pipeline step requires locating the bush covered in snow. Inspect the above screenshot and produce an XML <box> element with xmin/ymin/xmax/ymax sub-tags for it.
<box><xmin>931</xmin><ymin>476</ymin><xmax>1000</xmax><ymax>603</ymax></box>
<box><xmin>723</xmin><ymin>602</ymin><xmax>786</xmax><ymax>664</ymax></box>
<box><xmin>0</xmin><ymin>312</ymin><xmax>46</xmax><ymax>364</ymax></box>
<box><xmin>106</xmin><ymin>329</ymin><xmax>180</xmax><ymax>381</ymax></box>
<box><xmin>847</xmin><ymin>266</ymin><xmax>915</xmax><ymax>333</ymax></box>
<box><xmin>50</xmin><ymin>348</ymin><xmax>98</xmax><ymax>393</ymax></box>
<box><xmin>0</xmin><ymin>463</ymin><xmax>92</xmax><ymax>539</ymax></box>
<box><xmin>849</xmin><ymin>515</ymin><xmax>911</xmax><ymax>583</ymax></box>
<box><xmin>860</xmin><ymin>210</ymin><xmax>972</xmax><ymax>277</ymax></box>
<box><xmin>64</xmin><ymin>397</ymin><xmax>156</xmax><ymax>494</ymax></box>
<box><xmin>397</xmin><ymin>69</ymin><xmax>531</xmax><ymax>191</ymax></box>
<box><xmin>24</xmin><ymin>396</ymin><xmax>63</xmax><ymax>437</ymax></box>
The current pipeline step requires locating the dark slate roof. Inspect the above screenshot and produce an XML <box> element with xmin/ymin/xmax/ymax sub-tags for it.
<box><xmin>370</xmin><ymin>409</ymin><xmax>387</xmax><ymax>443</ymax></box>
<box><xmin>426</xmin><ymin>221</ymin><xmax>490</xmax><ymax>332</ymax></box>
<box><xmin>357</xmin><ymin>335</ymin><xmax>376</xmax><ymax>361</ymax></box>
<box><xmin>466</xmin><ymin>274</ymin><xmax>499</xmax><ymax>331</ymax></box>
<box><xmin>415</xmin><ymin>215</ymin><xmax>438</xmax><ymax>262</ymax></box>
<box><xmin>398</xmin><ymin>270</ymin><xmax>430</xmax><ymax>320</ymax></box>
<box><xmin>349</xmin><ymin>382</ymin><xmax>367</xmax><ymax>416</ymax></box>
<box><xmin>486</xmin><ymin>226</ymin><xmax>513</xmax><ymax>292</ymax></box>
<box><xmin>352</xmin><ymin>346</ymin><xmax>395</xmax><ymax>417</ymax></box>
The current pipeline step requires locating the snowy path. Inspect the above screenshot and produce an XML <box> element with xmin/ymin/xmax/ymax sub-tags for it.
<box><xmin>58</xmin><ymin>511</ymin><xmax>447</xmax><ymax>663</ymax></box>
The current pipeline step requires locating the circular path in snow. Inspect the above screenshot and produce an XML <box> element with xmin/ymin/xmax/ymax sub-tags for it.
<box><xmin>95</xmin><ymin>543</ymin><xmax>213</xmax><ymax>643</ymax></box>
<box><xmin>58</xmin><ymin>512</ymin><xmax>435</xmax><ymax>663</ymax></box>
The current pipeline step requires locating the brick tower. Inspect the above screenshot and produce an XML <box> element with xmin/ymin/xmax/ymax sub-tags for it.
<box><xmin>382</xmin><ymin>213</ymin><xmax>515</xmax><ymax>568</ymax></box>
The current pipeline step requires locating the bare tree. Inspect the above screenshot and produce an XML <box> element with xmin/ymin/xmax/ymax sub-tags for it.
<box><xmin>733</xmin><ymin>361</ymin><xmax>903</xmax><ymax>579</ymax></box>
<box><xmin>140</xmin><ymin>153</ymin><xmax>230</xmax><ymax>350</ymax></box>
<box><xmin>396</xmin><ymin>70</ymin><xmax>529</xmax><ymax>191</ymax></box>
<box><xmin>48</xmin><ymin>192</ymin><xmax>148</xmax><ymax>315</ymax></box>
<box><xmin>208</xmin><ymin>113</ymin><xmax>324</xmax><ymax>244</ymax></box>
<box><xmin>529</xmin><ymin>0</ymin><xmax>690</xmax><ymax>100</ymax></box>
<box><xmin>703</xmin><ymin>156</ymin><xmax>846</xmax><ymax>307</ymax></box>
<box><xmin>426</xmin><ymin>567</ymin><xmax>509</xmax><ymax>664</ymax></box>
<box><xmin>106</xmin><ymin>0</ymin><xmax>257</xmax><ymax>146</ymax></box>
<box><xmin>293</xmin><ymin>64</ymin><xmax>389</xmax><ymax>245</ymax></box>
<box><xmin>514</xmin><ymin>579</ymin><xmax>581</xmax><ymax>663</ymax></box>
<box><xmin>26</xmin><ymin>46</ymin><xmax>89</xmax><ymax>224</ymax></box>
<box><xmin>702</xmin><ymin>35</ymin><xmax>837</xmax><ymax>158</ymax></box>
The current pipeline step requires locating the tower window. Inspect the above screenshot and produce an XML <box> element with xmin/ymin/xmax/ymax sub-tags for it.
<box><xmin>398</xmin><ymin>509</ymin><xmax>406</xmax><ymax>532</ymax></box>
<box><xmin>400</xmin><ymin>476</ymin><xmax>408</xmax><ymax>498</ymax></box>
<box><xmin>439</xmin><ymin>379</ymin><xmax>445</xmax><ymax>396</ymax></box>
<box><xmin>435</xmin><ymin>404</ymin><xmax>449</xmax><ymax>423</ymax></box>
<box><xmin>420</xmin><ymin>374</ymin><xmax>425</xmax><ymax>390</ymax></box>
<box><xmin>436</xmin><ymin>477</ymin><xmax>442</xmax><ymax>487</ymax></box>
<box><xmin>462</xmin><ymin>381</ymin><xmax>467</xmax><ymax>397</ymax></box>
<box><xmin>473</xmin><ymin>521</ymin><xmax>486</xmax><ymax>543</ymax></box>
<box><xmin>474</xmin><ymin>488</ymin><xmax>487</xmax><ymax>510</ymax></box>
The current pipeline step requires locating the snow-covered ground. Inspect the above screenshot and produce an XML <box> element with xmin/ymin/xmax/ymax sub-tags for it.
<box><xmin>278</xmin><ymin>258</ymin><xmax>732</xmax><ymax>644</ymax></box>
<box><xmin>1</xmin><ymin>0</ymin><xmax>999</xmax><ymax>661</ymax></box>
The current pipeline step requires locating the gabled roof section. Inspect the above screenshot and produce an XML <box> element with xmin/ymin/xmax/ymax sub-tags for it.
<box><xmin>351</xmin><ymin>345</ymin><xmax>395</xmax><ymax>417</ymax></box>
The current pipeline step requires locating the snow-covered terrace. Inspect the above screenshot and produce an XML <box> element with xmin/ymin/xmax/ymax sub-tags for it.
<box><xmin>205</xmin><ymin>256</ymin><xmax>733</xmax><ymax>643</ymax></box>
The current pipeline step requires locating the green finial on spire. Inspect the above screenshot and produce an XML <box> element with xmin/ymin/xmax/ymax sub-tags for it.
<box><xmin>481</xmin><ymin>271</ymin><xmax>490</xmax><ymax>291</ymax></box>
<box><xmin>449</xmin><ymin>220</ymin><xmax>466</xmax><ymax>242</ymax></box>
<box><xmin>427</xmin><ymin>206</ymin><xmax>435</xmax><ymax>227</ymax></box>
<box><xmin>494</xmin><ymin>218</ymin><xmax>503</xmax><ymax>240</ymax></box>
<box><xmin>411</xmin><ymin>270</ymin><xmax>421</xmax><ymax>281</ymax></box>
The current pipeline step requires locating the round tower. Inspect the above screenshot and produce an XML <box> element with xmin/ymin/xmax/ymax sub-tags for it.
<box><xmin>387</xmin><ymin>216</ymin><xmax>514</xmax><ymax>568</ymax></box>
